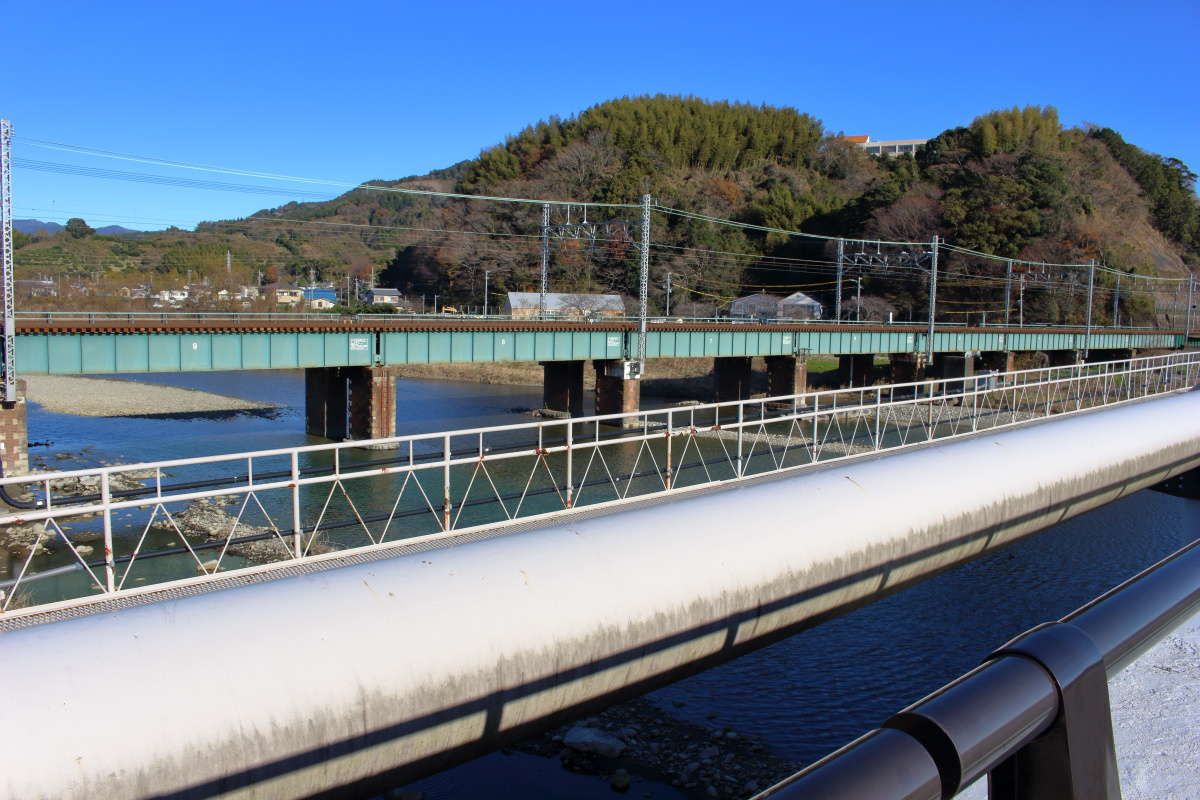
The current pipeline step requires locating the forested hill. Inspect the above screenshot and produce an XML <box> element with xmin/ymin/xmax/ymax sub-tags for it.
<box><xmin>13</xmin><ymin>96</ymin><xmax>1200</xmax><ymax>326</ymax></box>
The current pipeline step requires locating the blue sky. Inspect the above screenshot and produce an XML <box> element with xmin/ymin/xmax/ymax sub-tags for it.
<box><xmin>5</xmin><ymin>0</ymin><xmax>1198</xmax><ymax>230</ymax></box>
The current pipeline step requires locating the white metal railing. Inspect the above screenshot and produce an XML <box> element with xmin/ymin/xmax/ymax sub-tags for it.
<box><xmin>1</xmin><ymin>352</ymin><xmax>1197</xmax><ymax>616</ymax></box>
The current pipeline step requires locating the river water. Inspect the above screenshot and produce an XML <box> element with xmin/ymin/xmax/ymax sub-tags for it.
<box><xmin>17</xmin><ymin>370</ymin><xmax>1200</xmax><ymax>798</ymax></box>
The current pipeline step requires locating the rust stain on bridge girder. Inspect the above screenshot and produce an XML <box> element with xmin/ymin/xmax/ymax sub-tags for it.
<box><xmin>12</xmin><ymin>318</ymin><xmax>1183</xmax><ymax>337</ymax></box>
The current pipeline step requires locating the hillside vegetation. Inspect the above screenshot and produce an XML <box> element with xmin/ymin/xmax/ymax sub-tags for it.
<box><xmin>13</xmin><ymin>96</ymin><xmax>1199</xmax><ymax>326</ymax></box>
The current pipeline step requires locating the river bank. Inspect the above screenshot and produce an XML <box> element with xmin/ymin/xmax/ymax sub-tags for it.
<box><xmin>392</xmin><ymin>356</ymin><xmax>843</xmax><ymax>400</ymax></box>
<box><xmin>25</xmin><ymin>375</ymin><xmax>277</xmax><ymax>417</ymax></box>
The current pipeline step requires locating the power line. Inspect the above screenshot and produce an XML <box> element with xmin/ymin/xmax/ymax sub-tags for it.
<box><xmin>15</xmin><ymin>137</ymin><xmax>637</xmax><ymax>209</ymax></box>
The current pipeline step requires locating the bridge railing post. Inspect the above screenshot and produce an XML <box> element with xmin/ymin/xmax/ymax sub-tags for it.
<box><xmin>736</xmin><ymin>401</ymin><xmax>745</xmax><ymax>477</ymax></box>
<box><xmin>926</xmin><ymin>380</ymin><xmax>935</xmax><ymax>440</ymax></box>
<box><xmin>874</xmin><ymin>387</ymin><xmax>882</xmax><ymax>450</ymax></box>
<box><xmin>565</xmin><ymin>422</ymin><xmax>574</xmax><ymax>508</ymax></box>
<box><xmin>291</xmin><ymin>451</ymin><xmax>302</xmax><ymax>558</ymax></box>
<box><xmin>664</xmin><ymin>411</ymin><xmax>673</xmax><ymax>491</ymax></box>
<box><xmin>442</xmin><ymin>433</ymin><xmax>452</xmax><ymax>531</ymax></box>
<box><xmin>100</xmin><ymin>471</ymin><xmax>115</xmax><ymax>594</ymax></box>
<box><xmin>971</xmin><ymin>374</ymin><xmax>979</xmax><ymax>433</ymax></box>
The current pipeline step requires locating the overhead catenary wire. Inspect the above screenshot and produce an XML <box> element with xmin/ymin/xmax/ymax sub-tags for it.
<box><xmin>10</xmin><ymin>136</ymin><xmax>1192</xmax><ymax>296</ymax></box>
<box><xmin>14</xmin><ymin>139</ymin><xmax>637</xmax><ymax>209</ymax></box>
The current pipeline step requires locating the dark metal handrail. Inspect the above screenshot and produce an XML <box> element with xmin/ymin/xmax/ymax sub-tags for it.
<box><xmin>754</xmin><ymin>537</ymin><xmax>1200</xmax><ymax>800</ymax></box>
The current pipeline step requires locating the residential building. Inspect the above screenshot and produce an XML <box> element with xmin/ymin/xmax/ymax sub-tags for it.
<box><xmin>845</xmin><ymin>135</ymin><xmax>928</xmax><ymax>156</ymax></box>
<box><xmin>14</xmin><ymin>279</ymin><xmax>57</xmax><ymax>298</ymax></box>
<box><xmin>303</xmin><ymin>287</ymin><xmax>338</xmax><ymax>307</ymax></box>
<box><xmin>729</xmin><ymin>292</ymin><xmax>783</xmax><ymax>320</ymax></box>
<box><xmin>264</xmin><ymin>283</ymin><xmax>303</xmax><ymax>305</ymax></box>
<box><xmin>155</xmin><ymin>288</ymin><xmax>189</xmax><ymax>304</ymax></box>
<box><xmin>779</xmin><ymin>291</ymin><xmax>823</xmax><ymax>320</ymax></box>
<box><xmin>364</xmin><ymin>287</ymin><xmax>403</xmax><ymax>305</ymax></box>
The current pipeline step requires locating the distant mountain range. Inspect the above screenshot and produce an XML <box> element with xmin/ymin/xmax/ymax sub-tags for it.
<box><xmin>14</xmin><ymin>219</ymin><xmax>140</xmax><ymax>236</ymax></box>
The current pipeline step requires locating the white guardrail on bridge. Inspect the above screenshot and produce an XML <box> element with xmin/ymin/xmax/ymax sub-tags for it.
<box><xmin>1</xmin><ymin>351</ymin><xmax>1198</xmax><ymax>618</ymax></box>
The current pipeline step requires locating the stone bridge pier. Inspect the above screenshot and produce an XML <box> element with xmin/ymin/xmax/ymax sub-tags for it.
<box><xmin>979</xmin><ymin>350</ymin><xmax>1015</xmax><ymax>375</ymax></box>
<box><xmin>540</xmin><ymin>361</ymin><xmax>586</xmax><ymax>417</ymax></box>
<box><xmin>765</xmin><ymin>355</ymin><xmax>807</xmax><ymax>398</ymax></box>
<box><xmin>1045</xmin><ymin>349</ymin><xmax>1082</xmax><ymax>367</ymax></box>
<box><xmin>305</xmin><ymin>366</ymin><xmax>397</xmax><ymax>445</ymax></box>
<box><xmin>1086</xmin><ymin>348</ymin><xmax>1136</xmax><ymax>363</ymax></box>
<box><xmin>713</xmin><ymin>356</ymin><xmax>753</xmax><ymax>402</ymax></box>
<box><xmin>837</xmin><ymin>354</ymin><xmax>875</xmax><ymax>388</ymax></box>
<box><xmin>889</xmin><ymin>353</ymin><xmax>926</xmax><ymax>385</ymax></box>
<box><xmin>593</xmin><ymin>360</ymin><xmax>640</xmax><ymax>422</ymax></box>
<box><xmin>0</xmin><ymin>380</ymin><xmax>28</xmax><ymax>476</ymax></box>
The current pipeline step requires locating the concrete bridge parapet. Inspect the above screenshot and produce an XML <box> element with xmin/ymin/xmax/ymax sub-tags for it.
<box><xmin>5</xmin><ymin>391</ymin><xmax>1198</xmax><ymax>799</ymax></box>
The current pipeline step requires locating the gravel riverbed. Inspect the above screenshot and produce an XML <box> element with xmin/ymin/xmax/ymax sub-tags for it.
<box><xmin>24</xmin><ymin>375</ymin><xmax>276</xmax><ymax>417</ymax></box>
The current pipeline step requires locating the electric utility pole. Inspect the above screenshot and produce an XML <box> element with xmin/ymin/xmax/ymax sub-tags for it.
<box><xmin>1113</xmin><ymin>275</ymin><xmax>1120</xmax><ymax>328</ymax></box>
<box><xmin>539</xmin><ymin>203</ymin><xmax>550</xmax><ymax>318</ymax></box>
<box><xmin>637</xmin><ymin>193</ymin><xmax>651</xmax><ymax>374</ymax></box>
<box><xmin>1084</xmin><ymin>259</ymin><xmax>1095</xmax><ymax>357</ymax></box>
<box><xmin>835</xmin><ymin>238</ymin><xmax>845</xmax><ymax>321</ymax></box>
<box><xmin>926</xmin><ymin>235</ymin><xmax>939</xmax><ymax>362</ymax></box>
<box><xmin>1018</xmin><ymin>274</ymin><xmax>1026</xmax><ymax>326</ymax></box>
<box><xmin>1004</xmin><ymin>259</ymin><xmax>1013</xmax><ymax>326</ymax></box>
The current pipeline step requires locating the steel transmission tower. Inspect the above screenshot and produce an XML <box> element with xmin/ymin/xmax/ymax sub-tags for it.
<box><xmin>1</xmin><ymin>120</ymin><xmax>16</xmax><ymax>403</ymax></box>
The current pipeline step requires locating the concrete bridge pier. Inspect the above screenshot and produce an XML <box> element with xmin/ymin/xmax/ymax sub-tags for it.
<box><xmin>837</xmin><ymin>354</ymin><xmax>874</xmax><ymax>388</ymax></box>
<box><xmin>348</xmin><ymin>366</ymin><xmax>397</xmax><ymax>445</ymax></box>
<box><xmin>930</xmin><ymin>352</ymin><xmax>976</xmax><ymax>400</ymax></box>
<box><xmin>305</xmin><ymin>367</ymin><xmax>349</xmax><ymax>440</ymax></box>
<box><xmin>0</xmin><ymin>380</ymin><xmax>29</xmax><ymax>476</ymax></box>
<box><xmin>1045</xmin><ymin>349</ymin><xmax>1082</xmax><ymax>367</ymax></box>
<box><xmin>593</xmin><ymin>360</ymin><xmax>640</xmax><ymax>424</ymax></box>
<box><xmin>541</xmin><ymin>361</ymin><xmax>585</xmax><ymax>417</ymax></box>
<box><xmin>1086</xmin><ymin>348</ymin><xmax>1136</xmax><ymax>363</ymax></box>
<box><xmin>306</xmin><ymin>366</ymin><xmax>398</xmax><ymax>444</ymax></box>
<box><xmin>765</xmin><ymin>355</ymin><xmax>807</xmax><ymax>399</ymax></box>
<box><xmin>979</xmin><ymin>350</ymin><xmax>1015</xmax><ymax>377</ymax></box>
<box><xmin>889</xmin><ymin>353</ymin><xmax>926</xmax><ymax>385</ymax></box>
<box><xmin>713</xmin><ymin>356</ymin><xmax>753</xmax><ymax>402</ymax></box>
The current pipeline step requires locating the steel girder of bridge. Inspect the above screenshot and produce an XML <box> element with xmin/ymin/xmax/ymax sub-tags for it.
<box><xmin>11</xmin><ymin>322</ymin><xmax>1184</xmax><ymax>375</ymax></box>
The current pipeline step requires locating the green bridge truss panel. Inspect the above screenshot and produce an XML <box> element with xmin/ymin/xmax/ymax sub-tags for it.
<box><xmin>16</xmin><ymin>332</ymin><xmax>375</xmax><ymax>374</ymax></box>
<box><xmin>10</xmin><ymin>328</ymin><xmax>1186</xmax><ymax>375</ymax></box>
